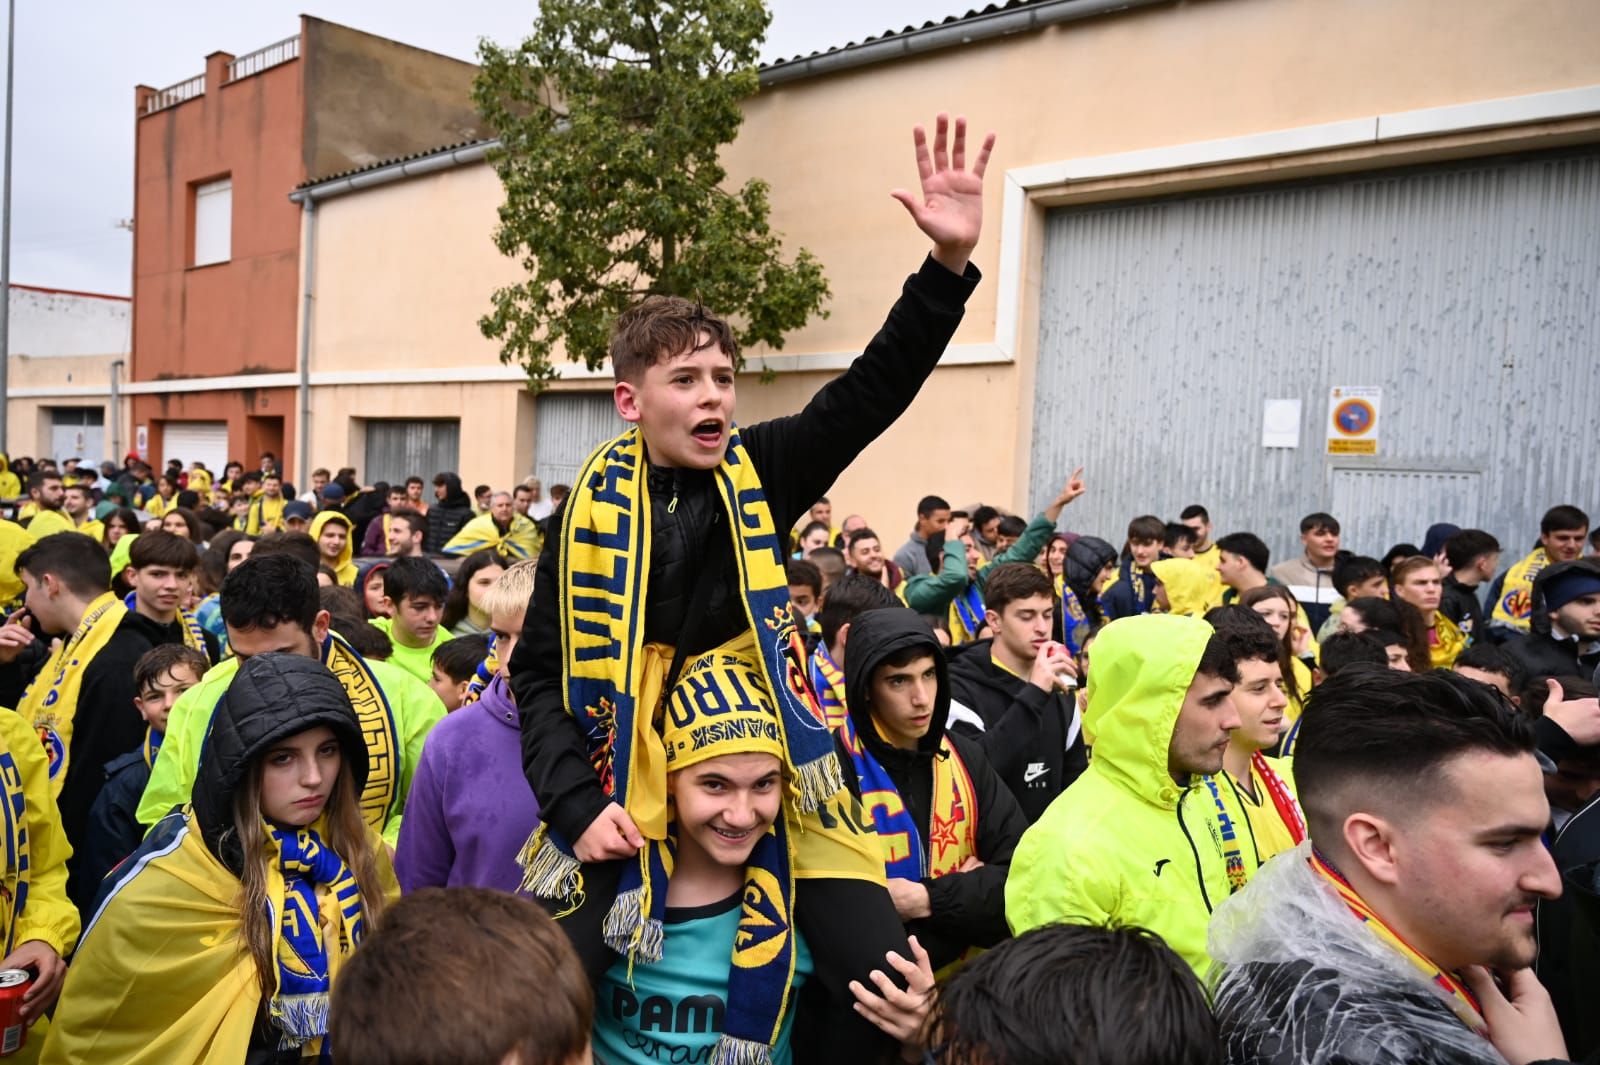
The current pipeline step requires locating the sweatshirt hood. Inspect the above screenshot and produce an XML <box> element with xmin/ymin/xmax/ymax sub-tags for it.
<box><xmin>1083</xmin><ymin>614</ymin><xmax>1213</xmax><ymax>808</ymax></box>
<box><xmin>434</xmin><ymin>472</ymin><xmax>470</xmax><ymax>509</ymax></box>
<box><xmin>1063</xmin><ymin>535</ymin><xmax>1117</xmax><ymax>599</ymax></box>
<box><xmin>1151</xmin><ymin>557</ymin><xmax>1221</xmax><ymax>617</ymax></box>
<box><xmin>310</xmin><ymin>510</ymin><xmax>355</xmax><ymax>574</ymax></box>
<box><xmin>843</xmin><ymin>607</ymin><xmax>950</xmax><ymax>762</ymax></box>
<box><xmin>192</xmin><ymin>651</ymin><xmax>369</xmax><ymax>875</ymax></box>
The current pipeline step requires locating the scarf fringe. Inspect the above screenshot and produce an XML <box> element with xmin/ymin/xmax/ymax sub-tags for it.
<box><xmin>794</xmin><ymin>752</ymin><xmax>844</xmax><ymax>814</ymax></box>
<box><xmin>270</xmin><ymin>990</ymin><xmax>330</xmax><ymax>1046</ymax></box>
<box><xmin>516</xmin><ymin>828</ymin><xmax>581</xmax><ymax>901</ymax></box>
<box><xmin>602</xmin><ymin>886</ymin><xmax>665</xmax><ymax>962</ymax></box>
<box><xmin>711</xmin><ymin>1034</ymin><xmax>775</xmax><ymax>1065</ymax></box>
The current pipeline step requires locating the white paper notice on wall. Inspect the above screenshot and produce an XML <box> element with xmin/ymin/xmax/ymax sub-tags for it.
<box><xmin>1262</xmin><ymin>398</ymin><xmax>1302</xmax><ymax>448</ymax></box>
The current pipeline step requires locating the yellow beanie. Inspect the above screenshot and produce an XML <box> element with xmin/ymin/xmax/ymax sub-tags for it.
<box><xmin>661</xmin><ymin>646</ymin><xmax>786</xmax><ymax>773</ymax></box>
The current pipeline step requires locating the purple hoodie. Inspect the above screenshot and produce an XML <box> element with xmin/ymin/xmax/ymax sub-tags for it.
<box><xmin>395</xmin><ymin>674</ymin><xmax>540</xmax><ymax>894</ymax></box>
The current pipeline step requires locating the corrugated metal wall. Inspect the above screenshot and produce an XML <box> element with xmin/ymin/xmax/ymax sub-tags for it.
<box><xmin>1029</xmin><ymin>148</ymin><xmax>1600</xmax><ymax>561</ymax></box>
<box><xmin>364</xmin><ymin>418</ymin><xmax>460</xmax><ymax>487</ymax></box>
<box><xmin>533</xmin><ymin>392</ymin><xmax>623</xmax><ymax>489</ymax></box>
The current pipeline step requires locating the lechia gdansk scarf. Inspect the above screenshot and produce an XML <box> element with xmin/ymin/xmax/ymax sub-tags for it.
<box><xmin>21</xmin><ymin>590</ymin><xmax>127</xmax><ymax>792</ymax></box>
<box><xmin>1309</xmin><ymin>846</ymin><xmax>1488</xmax><ymax>1037</ymax></box>
<box><xmin>517</xmin><ymin>426</ymin><xmax>880</xmax><ymax>1065</ymax></box>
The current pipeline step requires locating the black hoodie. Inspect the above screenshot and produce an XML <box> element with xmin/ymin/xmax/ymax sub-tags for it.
<box><xmin>945</xmin><ymin>637</ymin><xmax>1087</xmax><ymax>823</ymax></box>
<box><xmin>1503</xmin><ymin>559</ymin><xmax>1600</xmax><ymax>684</ymax></box>
<box><xmin>425</xmin><ymin>473</ymin><xmax>473</xmax><ymax>554</ymax></box>
<box><xmin>833</xmin><ymin>608</ymin><xmax>1027</xmax><ymax>971</ymax></box>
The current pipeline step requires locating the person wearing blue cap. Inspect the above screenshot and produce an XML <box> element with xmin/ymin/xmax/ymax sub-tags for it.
<box><xmin>1503</xmin><ymin>559</ymin><xmax>1600</xmax><ymax>683</ymax></box>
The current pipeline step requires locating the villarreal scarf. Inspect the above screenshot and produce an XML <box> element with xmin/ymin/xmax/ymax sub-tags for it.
<box><xmin>1309</xmin><ymin>847</ymin><xmax>1488</xmax><ymax>1036</ymax></box>
<box><xmin>0</xmin><ymin>743</ymin><xmax>30</xmax><ymax>958</ymax></box>
<box><xmin>245</xmin><ymin>495</ymin><xmax>287</xmax><ymax>536</ymax></box>
<box><xmin>461</xmin><ymin>634</ymin><xmax>499</xmax><ymax>706</ymax></box>
<box><xmin>20</xmin><ymin>591</ymin><xmax>126</xmax><ymax>794</ymax></box>
<box><xmin>123</xmin><ymin>591</ymin><xmax>211</xmax><ymax>660</ymax></box>
<box><xmin>266</xmin><ymin>824</ymin><xmax>368</xmax><ymax>1055</ymax></box>
<box><xmin>319</xmin><ymin>634</ymin><xmax>400</xmax><ymax>833</ymax></box>
<box><xmin>807</xmin><ymin>644</ymin><xmax>848</xmax><ymax>731</ymax></box>
<box><xmin>1429</xmin><ymin>610</ymin><xmax>1469</xmax><ymax>669</ymax></box>
<box><xmin>839</xmin><ymin>716</ymin><xmax>976</xmax><ymax>882</ymax></box>
<box><xmin>1491</xmin><ymin>547</ymin><xmax>1549</xmax><ymax>632</ymax></box>
<box><xmin>947</xmin><ymin>583</ymin><xmax>985</xmax><ymax>646</ymax></box>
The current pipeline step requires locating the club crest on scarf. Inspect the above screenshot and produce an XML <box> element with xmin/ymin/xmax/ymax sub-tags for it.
<box><xmin>732</xmin><ymin>868</ymin><xmax>789</xmax><ymax>971</ymax></box>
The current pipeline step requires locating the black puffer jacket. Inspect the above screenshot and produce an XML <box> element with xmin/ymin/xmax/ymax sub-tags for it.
<box><xmin>832</xmin><ymin>608</ymin><xmax>1026</xmax><ymax>971</ymax></box>
<box><xmin>1062</xmin><ymin>535</ymin><xmax>1117</xmax><ymax>627</ymax></box>
<box><xmin>512</xmin><ymin>256</ymin><xmax>981</xmax><ymax>843</ymax></box>
<box><xmin>424</xmin><ymin>473</ymin><xmax>473</xmax><ymax>554</ymax></box>
<box><xmin>1504</xmin><ymin>559</ymin><xmax>1600</xmax><ymax>684</ymax></box>
<box><xmin>192</xmin><ymin>653</ymin><xmax>368</xmax><ymax>875</ymax></box>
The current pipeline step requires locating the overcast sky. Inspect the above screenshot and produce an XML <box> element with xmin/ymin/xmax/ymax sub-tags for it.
<box><xmin>2</xmin><ymin>1</ymin><xmax>979</xmax><ymax>297</ymax></box>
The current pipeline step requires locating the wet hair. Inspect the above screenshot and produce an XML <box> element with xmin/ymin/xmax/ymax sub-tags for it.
<box><xmin>1296</xmin><ymin>669</ymin><xmax>1535</xmax><ymax>845</ymax></box>
<box><xmin>917</xmin><ymin>495</ymin><xmax>950</xmax><ymax>517</ymax></box>
<box><xmin>128</xmin><ymin>530</ymin><xmax>200</xmax><ymax>574</ymax></box>
<box><xmin>984</xmin><ymin>562</ymin><xmax>1054</xmax><ymax>615</ymax></box>
<box><xmin>609</xmin><ymin>295</ymin><xmax>738</xmax><ymax>383</ymax></box>
<box><xmin>433</xmin><ymin>634</ymin><xmax>492</xmax><ymax>685</ymax></box>
<box><xmin>16</xmin><ymin>533</ymin><xmax>111</xmax><ymax>599</ymax></box>
<box><xmin>1215</xmin><ymin>532</ymin><xmax>1270</xmax><ymax>575</ymax></box>
<box><xmin>1444</xmin><ymin>529</ymin><xmax>1501</xmax><ymax>572</ymax></box>
<box><xmin>1455</xmin><ymin>642</ymin><xmax>1526</xmax><ymax>695</ymax></box>
<box><xmin>221</xmin><ymin>554</ymin><xmax>320</xmax><ymax>635</ymax></box>
<box><xmin>785</xmin><ymin>559</ymin><xmax>822</xmax><ymax>598</ymax></box>
<box><xmin>1318</xmin><ymin>631</ymin><xmax>1389</xmax><ymax>678</ymax></box>
<box><xmin>816</xmin><ymin>573</ymin><xmax>898</xmax><ymax>650</ymax></box>
<box><xmin>1332</xmin><ymin>555</ymin><xmax>1385</xmax><ymax>599</ymax></box>
<box><xmin>1126</xmin><ymin>514</ymin><xmax>1165</xmax><ymax>545</ymax></box>
<box><xmin>441</xmin><ymin>550</ymin><xmax>508</xmax><ymax>632</ymax></box>
<box><xmin>1300</xmin><ymin>512</ymin><xmax>1340</xmax><ymax>535</ymax></box>
<box><xmin>1179</xmin><ymin>504</ymin><xmax>1211</xmax><ymax>524</ymax></box>
<box><xmin>1542</xmin><ymin>505</ymin><xmax>1590</xmax><ymax>535</ymax></box>
<box><xmin>251</xmin><ymin>531</ymin><xmax>321</xmax><ymax>572</ymax></box>
<box><xmin>384</xmin><ymin>557</ymin><xmax>449</xmax><ymax>605</ymax></box>
<box><xmin>133</xmin><ymin>643</ymin><xmax>210</xmax><ymax>695</ymax></box>
<box><xmin>933</xmin><ymin>923</ymin><xmax>1220</xmax><ymax>1065</ymax></box>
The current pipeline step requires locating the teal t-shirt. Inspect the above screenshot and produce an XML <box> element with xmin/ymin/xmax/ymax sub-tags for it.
<box><xmin>595</xmin><ymin>891</ymin><xmax>812</xmax><ymax>1065</ymax></box>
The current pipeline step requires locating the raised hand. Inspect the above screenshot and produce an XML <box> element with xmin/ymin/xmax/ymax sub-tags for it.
<box><xmin>1045</xmin><ymin>466</ymin><xmax>1087</xmax><ymax>522</ymax></box>
<box><xmin>890</xmin><ymin>114</ymin><xmax>996</xmax><ymax>275</ymax></box>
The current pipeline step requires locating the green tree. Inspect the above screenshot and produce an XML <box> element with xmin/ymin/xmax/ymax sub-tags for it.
<box><xmin>474</xmin><ymin>0</ymin><xmax>830</xmax><ymax>387</ymax></box>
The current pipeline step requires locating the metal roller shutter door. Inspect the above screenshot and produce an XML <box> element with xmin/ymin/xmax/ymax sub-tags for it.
<box><xmin>161</xmin><ymin>421</ymin><xmax>229</xmax><ymax>479</ymax></box>
<box><xmin>533</xmin><ymin>392</ymin><xmax>623</xmax><ymax>489</ymax></box>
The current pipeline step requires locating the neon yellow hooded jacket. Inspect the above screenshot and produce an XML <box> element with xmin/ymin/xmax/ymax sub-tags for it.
<box><xmin>1006</xmin><ymin>614</ymin><xmax>1233</xmax><ymax>979</ymax></box>
<box><xmin>310</xmin><ymin>510</ymin><xmax>358</xmax><ymax>586</ymax></box>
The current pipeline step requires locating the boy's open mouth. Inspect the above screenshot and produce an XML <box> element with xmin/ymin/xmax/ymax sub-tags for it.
<box><xmin>691</xmin><ymin>420</ymin><xmax>724</xmax><ymax>446</ymax></box>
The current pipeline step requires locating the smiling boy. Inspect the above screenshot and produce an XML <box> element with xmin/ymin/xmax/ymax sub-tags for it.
<box><xmin>512</xmin><ymin>114</ymin><xmax>994</xmax><ymax>1064</ymax></box>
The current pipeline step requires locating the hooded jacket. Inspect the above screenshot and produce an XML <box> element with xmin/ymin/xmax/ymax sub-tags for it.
<box><xmin>1152</xmin><ymin>557</ymin><xmax>1224</xmax><ymax>617</ymax></box>
<box><xmin>1059</xmin><ymin>535</ymin><xmax>1116</xmax><ymax>648</ymax></box>
<box><xmin>1005</xmin><ymin>614</ymin><xmax>1233</xmax><ymax>979</ymax></box>
<box><xmin>310</xmin><ymin>511</ymin><xmax>358</xmax><ymax>587</ymax></box>
<box><xmin>1502</xmin><ymin>559</ymin><xmax>1600</xmax><ymax>683</ymax></box>
<box><xmin>0</xmin><ymin>454</ymin><xmax>20</xmax><ymax>499</ymax></box>
<box><xmin>945</xmin><ymin>638</ymin><xmax>1086</xmax><ymax>823</ymax></box>
<box><xmin>833</xmin><ymin>609</ymin><xmax>1027</xmax><ymax>971</ymax></box>
<box><xmin>425</xmin><ymin>474</ymin><xmax>473</xmax><ymax>554</ymax></box>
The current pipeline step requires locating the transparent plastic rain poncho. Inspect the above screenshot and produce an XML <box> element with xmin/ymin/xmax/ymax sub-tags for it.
<box><xmin>1207</xmin><ymin>841</ymin><xmax>1508</xmax><ymax>1065</ymax></box>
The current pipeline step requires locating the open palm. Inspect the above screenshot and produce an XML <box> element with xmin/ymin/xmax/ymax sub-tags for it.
<box><xmin>891</xmin><ymin>114</ymin><xmax>996</xmax><ymax>271</ymax></box>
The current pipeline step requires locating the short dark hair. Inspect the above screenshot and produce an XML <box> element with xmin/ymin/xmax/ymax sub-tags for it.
<box><xmin>1542</xmin><ymin>505</ymin><xmax>1589</xmax><ymax>535</ymax></box>
<box><xmin>221</xmin><ymin>554</ymin><xmax>320</xmax><ymax>635</ymax></box>
<box><xmin>1300</xmin><ymin>512</ymin><xmax>1340</xmax><ymax>535</ymax></box>
<box><xmin>405</xmin><ymin>476</ymin><xmax>424</xmax><ymax>489</ymax></box>
<box><xmin>1179</xmin><ymin>504</ymin><xmax>1211</xmax><ymax>524</ymax></box>
<box><xmin>1331</xmin><ymin>555</ymin><xmax>1385</xmax><ymax>599</ymax></box>
<box><xmin>1164</xmin><ymin>522</ymin><xmax>1196</xmax><ymax>551</ymax></box>
<box><xmin>984</xmin><ymin>562</ymin><xmax>1054</xmax><ymax>615</ymax></box>
<box><xmin>1127</xmin><ymin>514</ymin><xmax>1165</xmax><ymax>545</ymax></box>
<box><xmin>996</xmin><ymin>514</ymin><xmax>1027</xmax><ymax>539</ymax></box>
<box><xmin>384</xmin><ymin>557</ymin><xmax>449</xmax><ymax>605</ymax></box>
<box><xmin>1194</xmin><ymin>629</ymin><xmax>1242</xmax><ymax>685</ymax></box>
<box><xmin>1444</xmin><ymin>529</ymin><xmax>1501</xmax><ymax>572</ymax></box>
<box><xmin>845</xmin><ymin>528</ymin><xmax>881</xmax><ymax>551</ymax></box>
<box><xmin>1455</xmin><ymin>641</ymin><xmax>1526</xmax><ymax>694</ymax></box>
<box><xmin>133</xmin><ymin>643</ymin><xmax>210</xmax><ymax>695</ymax></box>
<box><xmin>810</xmin><ymin>546</ymin><xmax>845</xmax><ymax>582</ymax></box>
<box><xmin>473</xmin><ymin>484</ymin><xmax>491</xmax><ymax>498</ymax></box>
<box><xmin>512</xmin><ymin>484</ymin><xmax>533</xmax><ymax>497</ymax></box>
<box><xmin>1296</xmin><ymin>669</ymin><xmax>1536</xmax><ymax>846</ymax></box>
<box><xmin>387</xmin><ymin>507</ymin><xmax>425</xmax><ymax>539</ymax></box>
<box><xmin>816</xmin><ymin>573</ymin><xmax>897</xmax><ymax>649</ymax></box>
<box><xmin>433</xmin><ymin>634</ymin><xmax>491</xmax><ymax>684</ymax></box>
<box><xmin>934</xmin><ymin>923</ymin><xmax>1220</xmax><ymax>1065</ymax></box>
<box><xmin>331</xmin><ymin>887</ymin><xmax>592</xmax><ymax>1065</ymax></box>
<box><xmin>1202</xmin><ymin>605</ymin><xmax>1280</xmax><ymax>665</ymax></box>
<box><xmin>609</xmin><ymin>295</ymin><xmax>738</xmax><ymax>383</ymax></box>
<box><xmin>785</xmin><ymin>559</ymin><xmax>822</xmax><ymax>597</ymax></box>
<box><xmin>16</xmin><ymin>533</ymin><xmax>110</xmax><ymax>599</ymax></box>
<box><xmin>332</xmin><ymin>613</ymin><xmax>392</xmax><ymax>659</ymax></box>
<box><xmin>251</xmin><ymin>531</ymin><xmax>322</xmax><ymax>572</ymax></box>
<box><xmin>128</xmin><ymin>530</ymin><xmax>199</xmax><ymax>573</ymax></box>
<box><xmin>971</xmin><ymin>505</ymin><xmax>1000</xmax><ymax>531</ymax></box>
<box><xmin>1215</xmin><ymin>532</ymin><xmax>1270</xmax><ymax>574</ymax></box>
<box><xmin>319</xmin><ymin>585</ymin><xmax>364</xmax><ymax>618</ymax></box>
<box><xmin>386</xmin><ymin>484</ymin><xmax>407</xmax><ymax>499</ymax></box>
<box><xmin>1317</xmin><ymin>630</ymin><xmax>1389</xmax><ymax>677</ymax></box>
<box><xmin>916</xmin><ymin>495</ymin><xmax>950</xmax><ymax>517</ymax></box>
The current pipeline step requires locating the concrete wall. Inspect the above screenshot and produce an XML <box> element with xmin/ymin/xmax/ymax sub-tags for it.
<box><xmin>5</xmin><ymin>286</ymin><xmax>131</xmax><ymax>461</ymax></box>
<box><xmin>299</xmin><ymin>0</ymin><xmax>1600</xmax><ymax>524</ymax></box>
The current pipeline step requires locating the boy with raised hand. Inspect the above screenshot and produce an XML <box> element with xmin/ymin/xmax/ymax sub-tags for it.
<box><xmin>370</xmin><ymin>556</ymin><xmax>451</xmax><ymax>684</ymax></box>
<box><xmin>512</xmin><ymin>113</ymin><xmax>994</xmax><ymax>1065</ymax></box>
<box><xmin>835</xmin><ymin>607</ymin><xmax>1027</xmax><ymax>972</ymax></box>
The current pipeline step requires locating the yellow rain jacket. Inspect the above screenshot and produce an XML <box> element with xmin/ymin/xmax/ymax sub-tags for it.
<box><xmin>1151</xmin><ymin>557</ymin><xmax>1224</xmax><ymax>617</ymax></box>
<box><xmin>309</xmin><ymin>511</ymin><xmax>358</xmax><ymax>586</ymax></box>
<box><xmin>0</xmin><ymin>519</ymin><xmax>31</xmax><ymax>604</ymax></box>
<box><xmin>1006</xmin><ymin>614</ymin><xmax>1233</xmax><ymax>979</ymax></box>
<box><xmin>0</xmin><ymin>456</ymin><xmax>20</xmax><ymax>500</ymax></box>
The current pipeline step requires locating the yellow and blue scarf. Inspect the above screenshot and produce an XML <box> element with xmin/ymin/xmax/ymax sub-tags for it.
<box><xmin>1491</xmin><ymin>547</ymin><xmax>1548</xmax><ymax>632</ymax></box>
<box><xmin>20</xmin><ymin>591</ymin><xmax>127</xmax><ymax>793</ymax></box>
<box><xmin>839</xmin><ymin>716</ymin><xmax>976</xmax><ymax>882</ymax></box>
<box><xmin>0</xmin><ymin>745</ymin><xmax>30</xmax><ymax>958</ymax></box>
<box><xmin>1202</xmin><ymin>775</ymin><xmax>1248</xmax><ymax>893</ymax></box>
<box><xmin>123</xmin><ymin>590</ymin><xmax>211</xmax><ymax>660</ymax></box>
<box><xmin>318</xmin><ymin>635</ymin><xmax>400</xmax><ymax>832</ymax></box>
<box><xmin>807</xmin><ymin>644</ymin><xmax>847</xmax><ymax>731</ymax></box>
<box><xmin>461</xmin><ymin>634</ymin><xmax>499</xmax><ymax>706</ymax></box>
<box><xmin>267</xmin><ymin>825</ymin><xmax>366</xmax><ymax>1055</ymax></box>
<box><xmin>947</xmin><ymin>584</ymin><xmax>985</xmax><ymax>645</ymax></box>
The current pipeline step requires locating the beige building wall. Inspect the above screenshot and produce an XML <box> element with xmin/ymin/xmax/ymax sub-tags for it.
<box><xmin>6</xmin><ymin>354</ymin><xmax>128</xmax><ymax>462</ymax></box>
<box><xmin>302</xmin><ymin>0</ymin><xmax>1600</xmax><ymax>523</ymax></box>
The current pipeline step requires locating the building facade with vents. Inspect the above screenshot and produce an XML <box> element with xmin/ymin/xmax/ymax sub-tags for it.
<box><xmin>298</xmin><ymin>0</ymin><xmax>1598</xmax><ymax>558</ymax></box>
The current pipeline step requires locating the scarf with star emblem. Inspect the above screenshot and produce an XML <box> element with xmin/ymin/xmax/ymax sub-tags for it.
<box><xmin>838</xmin><ymin>713</ymin><xmax>977</xmax><ymax>882</ymax></box>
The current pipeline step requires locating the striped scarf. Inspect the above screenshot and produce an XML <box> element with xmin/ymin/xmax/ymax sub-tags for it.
<box><xmin>20</xmin><ymin>591</ymin><xmax>127</xmax><ymax>793</ymax></box>
<box><xmin>0</xmin><ymin>745</ymin><xmax>30</xmax><ymax>958</ymax></box>
<box><xmin>839</xmin><ymin>716</ymin><xmax>976</xmax><ymax>881</ymax></box>
<box><xmin>266</xmin><ymin>824</ymin><xmax>367</xmax><ymax>1055</ymax></box>
<box><xmin>1251</xmin><ymin>751</ymin><xmax>1305</xmax><ymax>844</ymax></box>
<box><xmin>807</xmin><ymin>644</ymin><xmax>848</xmax><ymax>731</ymax></box>
<box><xmin>123</xmin><ymin>590</ymin><xmax>211</xmax><ymax>660</ymax></box>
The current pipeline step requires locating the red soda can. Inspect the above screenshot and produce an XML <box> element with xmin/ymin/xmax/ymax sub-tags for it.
<box><xmin>0</xmin><ymin>968</ymin><xmax>30</xmax><ymax>1056</ymax></box>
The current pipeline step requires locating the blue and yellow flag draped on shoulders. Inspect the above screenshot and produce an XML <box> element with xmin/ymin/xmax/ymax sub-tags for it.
<box><xmin>517</xmin><ymin>425</ymin><xmax>880</xmax><ymax>1065</ymax></box>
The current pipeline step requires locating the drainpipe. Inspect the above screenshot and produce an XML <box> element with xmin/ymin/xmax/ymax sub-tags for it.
<box><xmin>295</xmin><ymin>196</ymin><xmax>315</xmax><ymax>491</ymax></box>
<box><xmin>109</xmin><ymin>358</ymin><xmax>124</xmax><ymax>462</ymax></box>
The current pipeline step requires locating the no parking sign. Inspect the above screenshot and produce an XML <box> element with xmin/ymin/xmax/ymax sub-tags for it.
<box><xmin>1326</xmin><ymin>387</ymin><xmax>1381</xmax><ymax>455</ymax></box>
